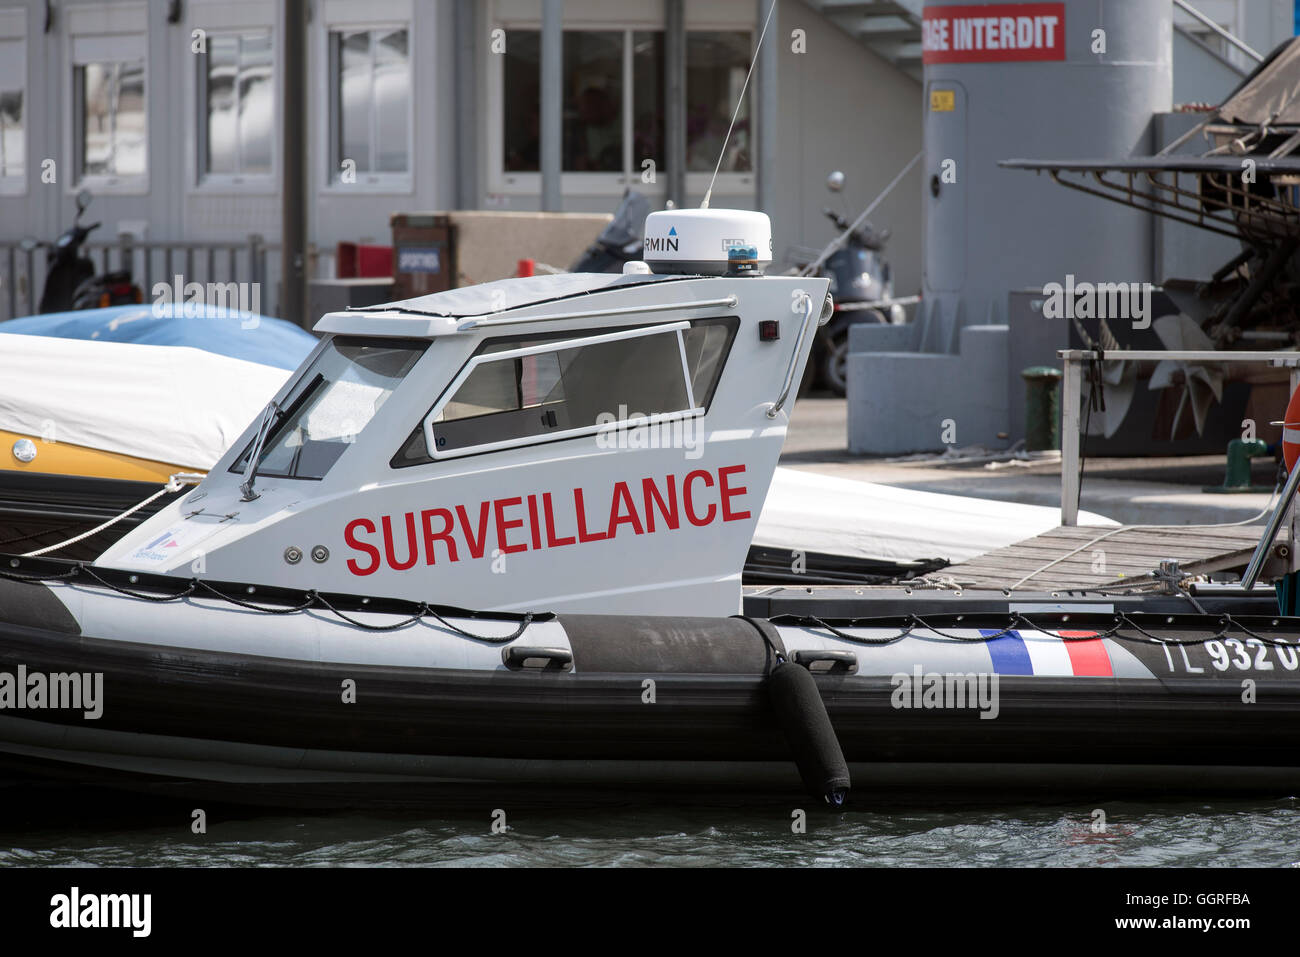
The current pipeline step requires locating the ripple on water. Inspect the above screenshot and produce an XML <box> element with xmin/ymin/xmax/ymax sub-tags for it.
<box><xmin>2</xmin><ymin>796</ymin><xmax>1299</xmax><ymax>867</ymax></box>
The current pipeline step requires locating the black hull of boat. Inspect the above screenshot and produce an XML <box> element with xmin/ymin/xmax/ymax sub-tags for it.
<box><xmin>3</xmin><ymin>589</ymin><xmax>1300</xmax><ymax>804</ymax></box>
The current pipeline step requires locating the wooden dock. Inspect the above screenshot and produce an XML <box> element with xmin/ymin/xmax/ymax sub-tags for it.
<box><xmin>938</xmin><ymin>524</ymin><xmax>1271</xmax><ymax>591</ymax></box>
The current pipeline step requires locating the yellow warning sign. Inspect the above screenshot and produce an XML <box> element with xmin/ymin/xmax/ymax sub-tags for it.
<box><xmin>930</xmin><ymin>89</ymin><xmax>955</xmax><ymax>112</ymax></box>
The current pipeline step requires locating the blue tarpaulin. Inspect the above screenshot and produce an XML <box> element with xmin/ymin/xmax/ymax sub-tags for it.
<box><xmin>0</xmin><ymin>305</ymin><xmax>318</xmax><ymax>370</ymax></box>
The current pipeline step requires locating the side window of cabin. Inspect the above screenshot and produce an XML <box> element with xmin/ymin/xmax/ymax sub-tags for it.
<box><xmin>681</xmin><ymin>319</ymin><xmax>732</xmax><ymax>409</ymax></box>
<box><xmin>392</xmin><ymin>317</ymin><xmax>737</xmax><ymax>466</ymax></box>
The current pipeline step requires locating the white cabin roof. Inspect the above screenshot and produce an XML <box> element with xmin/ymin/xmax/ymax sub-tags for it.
<box><xmin>315</xmin><ymin>273</ymin><xmax>695</xmax><ymax>337</ymax></box>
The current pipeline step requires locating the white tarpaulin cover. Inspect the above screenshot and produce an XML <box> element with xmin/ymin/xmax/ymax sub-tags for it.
<box><xmin>0</xmin><ymin>333</ymin><xmax>290</xmax><ymax>470</ymax></box>
<box><xmin>757</xmin><ymin>467</ymin><xmax>1116</xmax><ymax>564</ymax></box>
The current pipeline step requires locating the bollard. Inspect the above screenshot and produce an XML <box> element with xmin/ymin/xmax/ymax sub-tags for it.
<box><xmin>1022</xmin><ymin>366</ymin><xmax>1062</xmax><ymax>452</ymax></box>
<box><xmin>1204</xmin><ymin>438</ymin><xmax>1272</xmax><ymax>493</ymax></box>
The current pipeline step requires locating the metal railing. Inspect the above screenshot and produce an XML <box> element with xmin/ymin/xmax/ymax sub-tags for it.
<box><xmin>0</xmin><ymin>234</ymin><xmax>275</xmax><ymax>322</ymax></box>
<box><xmin>1172</xmin><ymin>0</ymin><xmax>1264</xmax><ymax>64</ymax></box>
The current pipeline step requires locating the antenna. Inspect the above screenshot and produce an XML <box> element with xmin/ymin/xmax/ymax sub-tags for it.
<box><xmin>701</xmin><ymin>0</ymin><xmax>777</xmax><ymax>210</ymax></box>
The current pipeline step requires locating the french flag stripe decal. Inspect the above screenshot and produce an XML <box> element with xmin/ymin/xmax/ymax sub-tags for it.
<box><xmin>982</xmin><ymin>629</ymin><xmax>1033</xmax><ymax>675</ymax></box>
<box><xmin>1021</xmin><ymin>633</ymin><xmax>1075</xmax><ymax>676</ymax></box>
<box><xmin>1059</xmin><ymin>630</ymin><xmax>1113</xmax><ymax>676</ymax></box>
<box><xmin>981</xmin><ymin>629</ymin><xmax>1113</xmax><ymax>676</ymax></box>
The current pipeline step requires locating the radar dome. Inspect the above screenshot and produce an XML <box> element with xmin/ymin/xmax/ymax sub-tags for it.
<box><xmin>642</xmin><ymin>209</ymin><xmax>773</xmax><ymax>276</ymax></box>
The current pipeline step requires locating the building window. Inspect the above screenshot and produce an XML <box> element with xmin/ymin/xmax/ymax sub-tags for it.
<box><xmin>0</xmin><ymin>38</ymin><xmax>23</xmax><ymax>187</ymax></box>
<box><xmin>502</xmin><ymin>29</ymin><xmax>665</xmax><ymax>176</ymax></box>
<box><xmin>686</xmin><ymin>32</ymin><xmax>752</xmax><ymax>173</ymax></box>
<box><xmin>198</xmin><ymin>31</ymin><xmax>274</xmax><ymax>182</ymax></box>
<box><xmin>0</xmin><ymin>87</ymin><xmax>19</xmax><ymax>179</ymax></box>
<box><xmin>502</xmin><ymin>29</ymin><xmax>666</xmax><ymax>176</ymax></box>
<box><xmin>503</xmin><ymin>31</ymin><xmax>540</xmax><ymax>171</ymax></box>
<box><xmin>631</xmin><ymin>31</ymin><xmax>665</xmax><ymax>178</ymax></box>
<box><xmin>73</xmin><ymin>60</ymin><xmax>147</xmax><ymax>183</ymax></box>
<box><xmin>499</xmin><ymin>28</ymin><xmax>747</xmax><ymax>182</ymax></box>
<box><xmin>563</xmin><ymin>31</ymin><xmax>623</xmax><ymax>171</ymax></box>
<box><xmin>328</xmin><ymin>26</ymin><xmax>411</xmax><ymax>183</ymax></box>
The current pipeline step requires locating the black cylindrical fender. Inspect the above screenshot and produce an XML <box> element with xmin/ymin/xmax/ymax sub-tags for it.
<box><xmin>766</xmin><ymin>660</ymin><xmax>850</xmax><ymax>806</ymax></box>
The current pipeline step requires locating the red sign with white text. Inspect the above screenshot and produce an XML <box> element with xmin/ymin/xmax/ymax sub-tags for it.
<box><xmin>922</xmin><ymin>3</ymin><xmax>1065</xmax><ymax>64</ymax></box>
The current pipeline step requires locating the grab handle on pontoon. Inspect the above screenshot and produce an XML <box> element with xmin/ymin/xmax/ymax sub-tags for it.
<box><xmin>791</xmin><ymin>649</ymin><xmax>859</xmax><ymax>674</ymax></box>
<box><xmin>501</xmin><ymin>646</ymin><xmax>574</xmax><ymax>672</ymax></box>
<box><xmin>767</xmin><ymin>292</ymin><xmax>830</xmax><ymax>419</ymax></box>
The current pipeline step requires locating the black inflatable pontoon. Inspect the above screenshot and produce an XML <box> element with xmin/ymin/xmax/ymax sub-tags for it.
<box><xmin>2</xmin><ymin>557</ymin><xmax>1299</xmax><ymax>806</ymax></box>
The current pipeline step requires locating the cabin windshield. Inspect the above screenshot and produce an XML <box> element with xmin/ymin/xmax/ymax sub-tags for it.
<box><xmin>233</xmin><ymin>336</ymin><xmax>426</xmax><ymax>481</ymax></box>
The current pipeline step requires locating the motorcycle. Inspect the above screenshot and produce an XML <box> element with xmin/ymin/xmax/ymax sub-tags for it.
<box><xmin>570</xmin><ymin>182</ymin><xmax>898</xmax><ymax>398</ymax></box>
<box><xmin>20</xmin><ymin>190</ymin><xmax>143</xmax><ymax>314</ymax></box>
<box><xmin>570</xmin><ymin>189</ymin><xmax>651</xmax><ymax>273</ymax></box>
<box><xmin>805</xmin><ymin>171</ymin><xmax>903</xmax><ymax>396</ymax></box>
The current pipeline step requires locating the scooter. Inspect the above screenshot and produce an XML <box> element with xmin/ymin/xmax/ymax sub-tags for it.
<box><xmin>21</xmin><ymin>190</ymin><xmax>143</xmax><ymax>314</ymax></box>
<box><xmin>570</xmin><ymin>189</ymin><xmax>651</xmax><ymax>273</ymax></box>
<box><xmin>806</xmin><ymin>171</ymin><xmax>903</xmax><ymax>396</ymax></box>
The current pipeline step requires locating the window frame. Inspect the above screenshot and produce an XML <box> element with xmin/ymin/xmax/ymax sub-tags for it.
<box><xmin>421</xmin><ymin>320</ymin><xmax>701</xmax><ymax>461</ymax></box>
<box><xmin>67</xmin><ymin>31</ymin><xmax>150</xmax><ymax>195</ymax></box>
<box><xmin>323</xmin><ymin>21</ymin><xmax>415</xmax><ymax>194</ymax></box>
<box><xmin>683</xmin><ymin>29</ymin><xmax>757</xmax><ymax>181</ymax></box>
<box><xmin>491</xmin><ymin>26</ymin><xmax>633</xmax><ymax>196</ymax></box>
<box><xmin>0</xmin><ymin>10</ymin><xmax>28</xmax><ymax>196</ymax></box>
<box><xmin>488</xmin><ymin>22</ymin><xmax>756</xmax><ymax>200</ymax></box>
<box><xmin>194</xmin><ymin>28</ymin><xmax>277</xmax><ymax>190</ymax></box>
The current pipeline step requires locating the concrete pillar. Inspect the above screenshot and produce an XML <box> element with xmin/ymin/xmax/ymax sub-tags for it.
<box><xmin>665</xmin><ymin>0</ymin><xmax>687</xmax><ymax>208</ymax></box>
<box><xmin>453</xmin><ymin>0</ymin><xmax>478</xmax><ymax>210</ymax></box>
<box><xmin>540</xmin><ymin>0</ymin><xmax>563</xmax><ymax>211</ymax></box>
<box><xmin>280</xmin><ymin>0</ymin><xmax>308</xmax><ymax>326</ymax></box>
<box><xmin>755</xmin><ymin>0</ymin><xmax>778</xmax><ymax>218</ymax></box>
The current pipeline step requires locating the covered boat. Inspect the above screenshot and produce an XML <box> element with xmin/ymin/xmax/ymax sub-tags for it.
<box><xmin>0</xmin><ymin>305</ymin><xmax>316</xmax><ymax>561</ymax></box>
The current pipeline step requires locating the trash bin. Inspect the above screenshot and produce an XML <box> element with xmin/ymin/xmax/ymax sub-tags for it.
<box><xmin>1021</xmin><ymin>366</ymin><xmax>1062</xmax><ymax>452</ymax></box>
<box><xmin>390</xmin><ymin>213</ymin><xmax>457</xmax><ymax>300</ymax></box>
<box><xmin>308</xmin><ymin>278</ymin><xmax>396</xmax><ymax>334</ymax></box>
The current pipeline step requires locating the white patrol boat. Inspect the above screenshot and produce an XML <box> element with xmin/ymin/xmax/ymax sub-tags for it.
<box><xmin>1</xmin><ymin>209</ymin><xmax>1299</xmax><ymax>807</ymax></box>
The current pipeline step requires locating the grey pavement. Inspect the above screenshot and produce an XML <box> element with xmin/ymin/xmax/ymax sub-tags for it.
<box><xmin>781</xmin><ymin>397</ymin><xmax>1278</xmax><ymax>527</ymax></box>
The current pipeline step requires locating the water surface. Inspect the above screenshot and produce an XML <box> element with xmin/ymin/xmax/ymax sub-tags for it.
<box><xmin>2</xmin><ymin>790</ymin><xmax>1296</xmax><ymax>867</ymax></box>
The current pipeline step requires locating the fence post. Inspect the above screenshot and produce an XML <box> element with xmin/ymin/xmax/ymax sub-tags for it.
<box><xmin>25</xmin><ymin>247</ymin><xmax>37</xmax><ymax>316</ymax></box>
<box><xmin>118</xmin><ymin>232</ymin><xmax>135</xmax><ymax>280</ymax></box>
<box><xmin>1060</xmin><ymin>353</ymin><xmax>1081</xmax><ymax>527</ymax></box>
<box><xmin>248</xmin><ymin>234</ymin><xmax>263</xmax><ymax>287</ymax></box>
<box><xmin>247</xmin><ymin>234</ymin><xmax>265</xmax><ymax>315</ymax></box>
<box><xmin>5</xmin><ymin>245</ymin><xmax>14</xmax><ymax>320</ymax></box>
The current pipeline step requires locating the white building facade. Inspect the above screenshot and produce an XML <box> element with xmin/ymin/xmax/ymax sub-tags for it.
<box><xmin>0</xmin><ymin>0</ymin><xmax>1290</xmax><ymax>320</ymax></box>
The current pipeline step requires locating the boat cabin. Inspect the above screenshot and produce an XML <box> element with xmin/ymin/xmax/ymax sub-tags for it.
<box><xmin>98</xmin><ymin>211</ymin><xmax>831</xmax><ymax>616</ymax></box>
